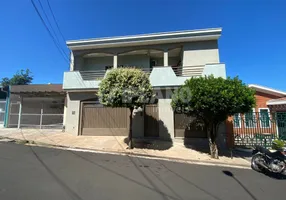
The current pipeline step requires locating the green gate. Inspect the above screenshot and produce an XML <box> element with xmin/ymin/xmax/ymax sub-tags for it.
<box><xmin>233</xmin><ymin>112</ymin><xmax>286</xmax><ymax>148</ymax></box>
<box><xmin>277</xmin><ymin>112</ymin><xmax>286</xmax><ymax>140</ymax></box>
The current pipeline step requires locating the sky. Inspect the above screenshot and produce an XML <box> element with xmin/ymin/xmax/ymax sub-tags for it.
<box><xmin>0</xmin><ymin>0</ymin><xmax>285</xmax><ymax>90</ymax></box>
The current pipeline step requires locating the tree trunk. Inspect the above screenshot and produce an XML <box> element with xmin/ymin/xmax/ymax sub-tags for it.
<box><xmin>207</xmin><ymin>125</ymin><xmax>219</xmax><ymax>159</ymax></box>
<box><xmin>209</xmin><ymin>139</ymin><xmax>219</xmax><ymax>159</ymax></box>
<box><xmin>128</xmin><ymin>108</ymin><xmax>134</xmax><ymax>149</ymax></box>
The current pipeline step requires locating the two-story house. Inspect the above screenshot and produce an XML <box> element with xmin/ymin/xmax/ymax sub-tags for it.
<box><xmin>63</xmin><ymin>28</ymin><xmax>226</xmax><ymax>141</ymax></box>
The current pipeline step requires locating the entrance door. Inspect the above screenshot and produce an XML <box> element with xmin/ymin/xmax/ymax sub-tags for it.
<box><xmin>0</xmin><ymin>101</ymin><xmax>6</xmax><ymax>127</ymax></box>
<box><xmin>277</xmin><ymin>112</ymin><xmax>286</xmax><ymax>139</ymax></box>
<box><xmin>144</xmin><ymin>105</ymin><xmax>159</xmax><ymax>137</ymax></box>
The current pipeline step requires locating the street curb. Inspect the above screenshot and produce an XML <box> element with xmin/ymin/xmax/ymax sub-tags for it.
<box><xmin>65</xmin><ymin>147</ymin><xmax>251</xmax><ymax>169</ymax></box>
<box><xmin>0</xmin><ymin>136</ymin><xmax>251</xmax><ymax>169</ymax></box>
<box><xmin>234</xmin><ymin>147</ymin><xmax>253</xmax><ymax>153</ymax></box>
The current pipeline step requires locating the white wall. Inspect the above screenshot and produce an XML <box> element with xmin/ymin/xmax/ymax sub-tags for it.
<box><xmin>157</xmin><ymin>89</ymin><xmax>175</xmax><ymax>140</ymax></box>
<box><xmin>182</xmin><ymin>41</ymin><xmax>219</xmax><ymax>66</ymax></box>
<box><xmin>132</xmin><ymin>108</ymin><xmax>144</xmax><ymax>138</ymax></box>
<box><xmin>65</xmin><ymin>92</ymin><xmax>97</xmax><ymax>135</ymax></box>
<box><xmin>203</xmin><ymin>63</ymin><xmax>226</xmax><ymax>78</ymax></box>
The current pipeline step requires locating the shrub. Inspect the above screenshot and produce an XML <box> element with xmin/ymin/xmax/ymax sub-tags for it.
<box><xmin>272</xmin><ymin>139</ymin><xmax>286</xmax><ymax>150</ymax></box>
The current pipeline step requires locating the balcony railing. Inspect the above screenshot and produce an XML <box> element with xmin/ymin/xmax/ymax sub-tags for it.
<box><xmin>73</xmin><ymin>66</ymin><xmax>204</xmax><ymax>81</ymax></box>
<box><xmin>80</xmin><ymin>70</ymin><xmax>106</xmax><ymax>80</ymax></box>
<box><xmin>79</xmin><ymin>67</ymin><xmax>153</xmax><ymax>81</ymax></box>
<box><xmin>172</xmin><ymin>65</ymin><xmax>205</xmax><ymax>77</ymax></box>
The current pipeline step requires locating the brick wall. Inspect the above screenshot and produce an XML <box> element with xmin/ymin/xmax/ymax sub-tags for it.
<box><xmin>226</xmin><ymin>91</ymin><xmax>282</xmax><ymax>148</ymax></box>
<box><xmin>254</xmin><ymin>91</ymin><xmax>281</xmax><ymax>111</ymax></box>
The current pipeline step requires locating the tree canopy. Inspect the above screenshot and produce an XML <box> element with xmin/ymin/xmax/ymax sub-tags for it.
<box><xmin>98</xmin><ymin>68</ymin><xmax>154</xmax><ymax>148</ymax></box>
<box><xmin>1</xmin><ymin>69</ymin><xmax>33</xmax><ymax>87</ymax></box>
<box><xmin>98</xmin><ymin>68</ymin><xmax>153</xmax><ymax>108</ymax></box>
<box><xmin>171</xmin><ymin>76</ymin><xmax>256</xmax><ymax>158</ymax></box>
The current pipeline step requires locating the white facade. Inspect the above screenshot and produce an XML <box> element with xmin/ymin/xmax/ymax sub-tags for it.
<box><xmin>63</xmin><ymin>28</ymin><xmax>227</xmax><ymax>138</ymax></box>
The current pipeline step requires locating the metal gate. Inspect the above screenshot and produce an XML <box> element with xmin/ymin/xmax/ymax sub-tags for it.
<box><xmin>174</xmin><ymin>113</ymin><xmax>207</xmax><ymax>138</ymax></box>
<box><xmin>277</xmin><ymin>112</ymin><xmax>286</xmax><ymax>140</ymax></box>
<box><xmin>80</xmin><ymin>102</ymin><xmax>130</xmax><ymax>136</ymax></box>
<box><xmin>233</xmin><ymin>112</ymin><xmax>286</xmax><ymax>148</ymax></box>
<box><xmin>144</xmin><ymin>104</ymin><xmax>159</xmax><ymax>137</ymax></box>
<box><xmin>7</xmin><ymin>101</ymin><xmax>64</xmax><ymax>129</ymax></box>
<box><xmin>0</xmin><ymin>101</ymin><xmax>6</xmax><ymax>127</ymax></box>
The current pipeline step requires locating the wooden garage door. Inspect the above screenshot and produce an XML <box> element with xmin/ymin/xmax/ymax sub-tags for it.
<box><xmin>174</xmin><ymin>113</ymin><xmax>207</xmax><ymax>138</ymax></box>
<box><xmin>144</xmin><ymin>104</ymin><xmax>159</xmax><ymax>137</ymax></box>
<box><xmin>81</xmin><ymin>103</ymin><xmax>129</xmax><ymax>136</ymax></box>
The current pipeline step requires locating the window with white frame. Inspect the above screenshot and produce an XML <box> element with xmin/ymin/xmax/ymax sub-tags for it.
<box><xmin>245</xmin><ymin>108</ymin><xmax>256</xmax><ymax>128</ymax></box>
<box><xmin>233</xmin><ymin>113</ymin><xmax>241</xmax><ymax>128</ymax></box>
<box><xmin>259</xmin><ymin>108</ymin><xmax>271</xmax><ymax>128</ymax></box>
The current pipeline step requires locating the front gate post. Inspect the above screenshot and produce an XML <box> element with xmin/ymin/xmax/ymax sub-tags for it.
<box><xmin>17</xmin><ymin>97</ymin><xmax>23</xmax><ymax>129</ymax></box>
<box><xmin>39</xmin><ymin>108</ymin><xmax>43</xmax><ymax>129</ymax></box>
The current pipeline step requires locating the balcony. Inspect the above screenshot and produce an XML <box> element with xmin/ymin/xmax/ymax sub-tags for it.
<box><xmin>63</xmin><ymin>64</ymin><xmax>226</xmax><ymax>90</ymax></box>
<box><xmin>172</xmin><ymin>65</ymin><xmax>205</xmax><ymax>77</ymax></box>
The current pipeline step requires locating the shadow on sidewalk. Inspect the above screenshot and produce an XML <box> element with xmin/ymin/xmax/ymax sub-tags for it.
<box><xmin>124</xmin><ymin>119</ymin><xmax>173</xmax><ymax>151</ymax></box>
<box><xmin>183</xmin><ymin>138</ymin><xmax>252</xmax><ymax>159</ymax></box>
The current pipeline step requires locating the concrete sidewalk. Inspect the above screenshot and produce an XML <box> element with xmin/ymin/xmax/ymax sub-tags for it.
<box><xmin>0</xmin><ymin>128</ymin><xmax>250</xmax><ymax>167</ymax></box>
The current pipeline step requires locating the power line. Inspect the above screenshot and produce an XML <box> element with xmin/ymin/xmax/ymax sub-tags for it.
<box><xmin>35</xmin><ymin>0</ymin><xmax>69</xmax><ymax>59</ymax></box>
<box><xmin>37</xmin><ymin>0</ymin><xmax>62</xmax><ymax>47</ymax></box>
<box><xmin>46</xmin><ymin>0</ymin><xmax>67</xmax><ymax>43</ymax></box>
<box><xmin>31</xmin><ymin>0</ymin><xmax>70</xmax><ymax>63</ymax></box>
<box><xmin>31</xmin><ymin>0</ymin><xmax>69</xmax><ymax>62</ymax></box>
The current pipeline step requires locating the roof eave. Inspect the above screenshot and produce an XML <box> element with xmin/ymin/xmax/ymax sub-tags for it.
<box><xmin>66</xmin><ymin>28</ymin><xmax>222</xmax><ymax>50</ymax></box>
<box><xmin>248</xmin><ymin>84</ymin><xmax>286</xmax><ymax>97</ymax></box>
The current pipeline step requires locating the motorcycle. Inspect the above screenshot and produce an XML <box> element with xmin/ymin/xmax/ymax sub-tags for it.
<box><xmin>251</xmin><ymin>146</ymin><xmax>286</xmax><ymax>174</ymax></box>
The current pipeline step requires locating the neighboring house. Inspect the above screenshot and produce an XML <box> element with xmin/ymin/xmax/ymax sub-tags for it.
<box><xmin>63</xmin><ymin>28</ymin><xmax>226</xmax><ymax>140</ymax></box>
<box><xmin>5</xmin><ymin>84</ymin><xmax>65</xmax><ymax>129</ymax></box>
<box><xmin>0</xmin><ymin>87</ymin><xmax>8</xmax><ymax>128</ymax></box>
<box><xmin>249</xmin><ymin>84</ymin><xmax>286</xmax><ymax>112</ymax></box>
<box><xmin>231</xmin><ymin>84</ymin><xmax>286</xmax><ymax>147</ymax></box>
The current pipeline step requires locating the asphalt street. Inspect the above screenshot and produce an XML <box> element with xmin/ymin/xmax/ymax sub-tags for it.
<box><xmin>0</xmin><ymin>142</ymin><xmax>285</xmax><ymax>200</ymax></box>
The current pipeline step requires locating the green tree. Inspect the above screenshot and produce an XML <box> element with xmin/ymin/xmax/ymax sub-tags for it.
<box><xmin>98</xmin><ymin>68</ymin><xmax>154</xmax><ymax>148</ymax></box>
<box><xmin>171</xmin><ymin>76</ymin><xmax>255</xmax><ymax>158</ymax></box>
<box><xmin>1</xmin><ymin>69</ymin><xmax>33</xmax><ymax>87</ymax></box>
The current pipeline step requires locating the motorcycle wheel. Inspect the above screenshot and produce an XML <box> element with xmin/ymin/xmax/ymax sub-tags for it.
<box><xmin>251</xmin><ymin>154</ymin><xmax>264</xmax><ymax>172</ymax></box>
<box><xmin>276</xmin><ymin>161</ymin><xmax>286</xmax><ymax>174</ymax></box>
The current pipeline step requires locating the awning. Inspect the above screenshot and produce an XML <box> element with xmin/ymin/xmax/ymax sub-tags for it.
<box><xmin>267</xmin><ymin>97</ymin><xmax>286</xmax><ymax>112</ymax></box>
<box><xmin>267</xmin><ymin>97</ymin><xmax>286</xmax><ymax>106</ymax></box>
<box><xmin>10</xmin><ymin>84</ymin><xmax>65</xmax><ymax>97</ymax></box>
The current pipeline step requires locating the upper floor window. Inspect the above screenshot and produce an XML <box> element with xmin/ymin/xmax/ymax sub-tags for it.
<box><xmin>245</xmin><ymin>108</ymin><xmax>256</xmax><ymax>128</ymax></box>
<box><xmin>259</xmin><ymin>108</ymin><xmax>271</xmax><ymax>128</ymax></box>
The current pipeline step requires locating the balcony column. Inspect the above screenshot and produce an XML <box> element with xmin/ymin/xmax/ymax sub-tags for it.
<box><xmin>163</xmin><ymin>50</ymin><xmax>168</xmax><ymax>66</ymax></box>
<box><xmin>70</xmin><ymin>52</ymin><xmax>74</xmax><ymax>71</ymax></box>
<box><xmin>113</xmin><ymin>54</ymin><xmax>118</xmax><ymax>68</ymax></box>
